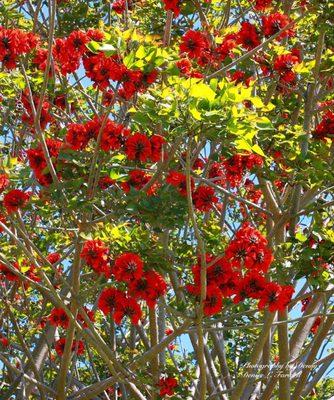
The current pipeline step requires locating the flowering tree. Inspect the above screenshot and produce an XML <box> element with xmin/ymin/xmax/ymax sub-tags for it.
<box><xmin>0</xmin><ymin>0</ymin><xmax>334</xmax><ymax>399</ymax></box>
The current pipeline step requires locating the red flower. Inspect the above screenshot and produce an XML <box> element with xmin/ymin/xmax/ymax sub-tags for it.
<box><xmin>162</xmin><ymin>0</ymin><xmax>181</xmax><ymax>17</ymax></box>
<box><xmin>113</xmin><ymin>295</ymin><xmax>142</xmax><ymax>325</ymax></box>
<box><xmin>83</xmin><ymin>52</ymin><xmax>125</xmax><ymax>89</ymax></box>
<box><xmin>121</xmin><ymin>169</ymin><xmax>151</xmax><ymax>192</ymax></box>
<box><xmin>237</xmin><ymin>22</ymin><xmax>260</xmax><ymax>50</ymax></box>
<box><xmin>204</xmin><ymin>284</ymin><xmax>223</xmax><ymax>316</ymax></box>
<box><xmin>207</xmin><ymin>257</ymin><xmax>235</xmax><ymax>288</ymax></box>
<box><xmin>216</xmin><ymin>33</ymin><xmax>237</xmax><ymax>61</ymax></box>
<box><xmin>310</xmin><ymin>316</ymin><xmax>322</xmax><ymax>334</ymax></box>
<box><xmin>27</xmin><ymin>148</ymin><xmax>47</xmax><ymax>172</ymax></box>
<box><xmin>176</xmin><ymin>59</ymin><xmax>203</xmax><ymax>78</ymax></box>
<box><xmin>258</xmin><ymin>283</ymin><xmax>294</xmax><ymax>312</ymax></box>
<box><xmin>21</xmin><ymin>91</ymin><xmax>54</xmax><ymax>131</ymax></box>
<box><xmin>273</xmin><ymin>53</ymin><xmax>299</xmax><ymax>74</ymax></box>
<box><xmin>3</xmin><ymin>189</ymin><xmax>30</xmax><ymax>214</ymax></box>
<box><xmin>47</xmin><ymin>252</ymin><xmax>61</xmax><ymax>264</ymax></box>
<box><xmin>125</xmin><ymin>133</ymin><xmax>152</xmax><ymax>163</ymax></box>
<box><xmin>87</xmin><ymin>29</ymin><xmax>105</xmax><ymax>42</ymax></box>
<box><xmin>313</xmin><ymin>111</ymin><xmax>334</xmax><ymax>141</ymax></box>
<box><xmin>233</xmin><ymin>271</ymin><xmax>267</xmax><ymax>303</ymax></box>
<box><xmin>113</xmin><ymin>253</ymin><xmax>144</xmax><ymax>283</ymax></box>
<box><xmin>80</xmin><ymin>240</ymin><xmax>110</xmax><ymax>277</ymax></box>
<box><xmin>48</xmin><ymin>308</ymin><xmax>69</xmax><ymax>329</ymax></box>
<box><xmin>77</xmin><ymin>307</ymin><xmax>95</xmax><ymax>328</ymax></box>
<box><xmin>158</xmin><ymin>377</ymin><xmax>178</xmax><ymax>397</ymax></box>
<box><xmin>193</xmin><ymin>186</ymin><xmax>218</xmax><ymax>212</ymax></box>
<box><xmin>0</xmin><ymin>262</ymin><xmax>20</xmax><ymax>282</ymax></box>
<box><xmin>179</xmin><ymin>30</ymin><xmax>209</xmax><ymax>59</ymax></box>
<box><xmin>55</xmin><ymin>338</ymin><xmax>85</xmax><ymax>356</ymax></box>
<box><xmin>26</xmin><ymin>139</ymin><xmax>62</xmax><ymax>186</ymax></box>
<box><xmin>66</xmin><ymin>123</ymin><xmax>91</xmax><ymax>150</ymax></box>
<box><xmin>150</xmin><ymin>135</ymin><xmax>165</xmax><ymax>162</ymax></box>
<box><xmin>98</xmin><ymin>287</ymin><xmax>126</xmax><ymax>315</ymax></box>
<box><xmin>100</xmin><ymin>120</ymin><xmax>129</xmax><ymax>152</ymax></box>
<box><xmin>0</xmin><ymin>28</ymin><xmax>38</xmax><ymax>69</ymax></box>
<box><xmin>262</xmin><ymin>13</ymin><xmax>294</xmax><ymax>40</ymax></box>
<box><xmin>0</xmin><ymin>336</ymin><xmax>9</xmax><ymax>347</ymax></box>
<box><xmin>112</xmin><ymin>0</ymin><xmax>126</xmax><ymax>14</ymax></box>
<box><xmin>166</xmin><ymin>170</ymin><xmax>194</xmax><ymax>196</ymax></box>
<box><xmin>235</xmin><ymin>222</ymin><xmax>268</xmax><ymax>247</ymax></box>
<box><xmin>65</xmin><ymin>31</ymin><xmax>89</xmax><ymax>56</ymax></box>
<box><xmin>208</xmin><ymin>161</ymin><xmax>225</xmax><ymax>186</ymax></box>
<box><xmin>245</xmin><ymin>246</ymin><xmax>274</xmax><ymax>273</ymax></box>
<box><xmin>98</xmin><ymin>176</ymin><xmax>115</xmax><ymax>190</ymax></box>
<box><xmin>128</xmin><ymin>270</ymin><xmax>167</xmax><ymax>308</ymax></box>
<box><xmin>0</xmin><ymin>174</ymin><xmax>9</xmax><ymax>193</ymax></box>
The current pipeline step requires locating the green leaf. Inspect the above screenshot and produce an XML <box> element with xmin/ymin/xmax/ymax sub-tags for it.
<box><xmin>189</xmin><ymin>83</ymin><xmax>216</xmax><ymax>102</ymax></box>
<box><xmin>251</xmin><ymin>144</ymin><xmax>265</xmax><ymax>157</ymax></box>
<box><xmin>189</xmin><ymin>102</ymin><xmax>202</xmax><ymax>120</ymax></box>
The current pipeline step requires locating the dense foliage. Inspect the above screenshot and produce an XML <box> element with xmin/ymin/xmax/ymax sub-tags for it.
<box><xmin>0</xmin><ymin>0</ymin><xmax>333</xmax><ymax>399</ymax></box>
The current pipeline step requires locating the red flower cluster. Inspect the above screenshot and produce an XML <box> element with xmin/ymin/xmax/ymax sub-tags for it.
<box><xmin>166</xmin><ymin>170</ymin><xmax>194</xmax><ymax>196</ymax></box>
<box><xmin>98</xmin><ymin>287</ymin><xmax>142</xmax><ymax>325</ymax></box>
<box><xmin>158</xmin><ymin>376</ymin><xmax>178</xmax><ymax>397</ymax></box>
<box><xmin>257</xmin><ymin>282</ymin><xmax>294</xmax><ymax>312</ymax></box>
<box><xmin>65</xmin><ymin>116</ymin><xmax>164</xmax><ymax>164</ymax></box>
<box><xmin>55</xmin><ymin>338</ymin><xmax>84</xmax><ymax>356</ymax></box>
<box><xmin>113</xmin><ymin>253</ymin><xmax>167</xmax><ymax>307</ymax></box>
<box><xmin>97</xmin><ymin>252</ymin><xmax>167</xmax><ymax>324</ymax></box>
<box><xmin>98</xmin><ymin>176</ymin><xmax>115</xmax><ymax>190</ymax></box>
<box><xmin>192</xmin><ymin>186</ymin><xmax>218</xmax><ymax>212</ymax></box>
<box><xmin>313</xmin><ymin>111</ymin><xmax>334</xmax><ymax>140</ymax></box>
<box><xmin>187</xmin><ymin>256</ymin><xmax>233</xmax><ymax>316</ymax></box>
<box><xmin>49</xmin><ymin>307</ymin><xmax>95</xmax><ymax>329</ymax></box>
<box><xmin>176</xmin><ymin>58</ymin><xmax>203</xmax><ymax>78</ymax></box>
<box><xmin>223</xmin><ymin>153</ymin><xmax>264</xmax><ymax>187</ymax></box>
<box><xmin>0</xmin><ymin>262</ymin><xmax>20</xmax><ymax>282</ymax></box>
<box><xmin>225</xmin><ymin>223</ymin><xmax>273</xmax><ymax>272</ymax></box>
<box><xmin>179</xmin><ymin>30</ymin><xmax>238</xmax><ymax>69</ymax></box>
<box><xmin>47</xmin><ymin>252</ymin><xmax>61</xmax><ymax>265</ymax></box>
<box><xmin>27</xmin><ymin>138</ymin><xmax>62</xmax><ymax>186</ymax></box>
<box><xmin>125</xmin><ymin>133</ymin><xmax>165</xmax><ymax>163</ymax></box>
<box><xmin>180</xmin><ymin>30</ymin><xmax>210</xmax><ymax>59</ymax></box>
<box><xmin>187</xmin><ymin>224</ymin><xmax>294</xmax><ymax>314</ymax></box>
<box><xmin>0</xmin><ymin>27</ymin><xmax>39</xmax><ymax>69</ymax></box>
<box><xmin>262</xmin><ymin>13</ymin><xmax>295</xmax><ymax>40</ymax></box>
<box><xmin>112</xmin><ymin>0</ymin><xmax>127</xmax><ymax>14</ymax></box>
<box><xmin>21</xmin><ymin>91</ymin><xmax>54</xmax><ymax>131</ymax></box>
<box><xmin>3</xmin><ymin>189</ymin><xmax>30</xmax><ymax>214</ymax></box>
<box><xmin>83</xmin><ymin>50</ymin><xmax>158</xmax><ymax>99</ymax></box>
<box><xmin>53</xmin><ymin>31</ymin><xmax>90</xmax><ymax>75</ymax></box>
<box><xmin>162</xmin><ymin>0</ymin><xmax>182</xmax><ymax>17</ymax></box>
<box><xmin>113</xmin><ymin>253</ymin><xmax>144</xmax><ymax>283</ymax></box>
<box><xmin>128</xmin><ymin>270</ymin><xmax>168</xmax><ymax>308</ymax></box>
<box><xmin>273</xmin><ymin>52</ymin><xmax>300</xmax><ymax>86</ymax></box>
<box><xmin>229</xmin><ymin>70</ymin><xmax>253</xmax><ymax>87</ymax></box>
<box><xmin>240</xmin><ymin>179</ymin><xmax>264</xmax><ymax>218</ymax></box>
<box><xmin>80</xmin><ymin>239</ymin><xmax>110</xmax><ymax>277</ymax></box>
<box><xmin>121</xmin><ymin>170</ymin><xmax>157</xmax><ymax>195</ymax></box>
<box><xmin>237</xmin><ymin>22</ymin><xmax>261</xmax><ymax>50</ymax></box>
<box><xmin>48</xmin><ymin>308</ymin><xmax>70</xmax><ymax>329</ymax></box>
